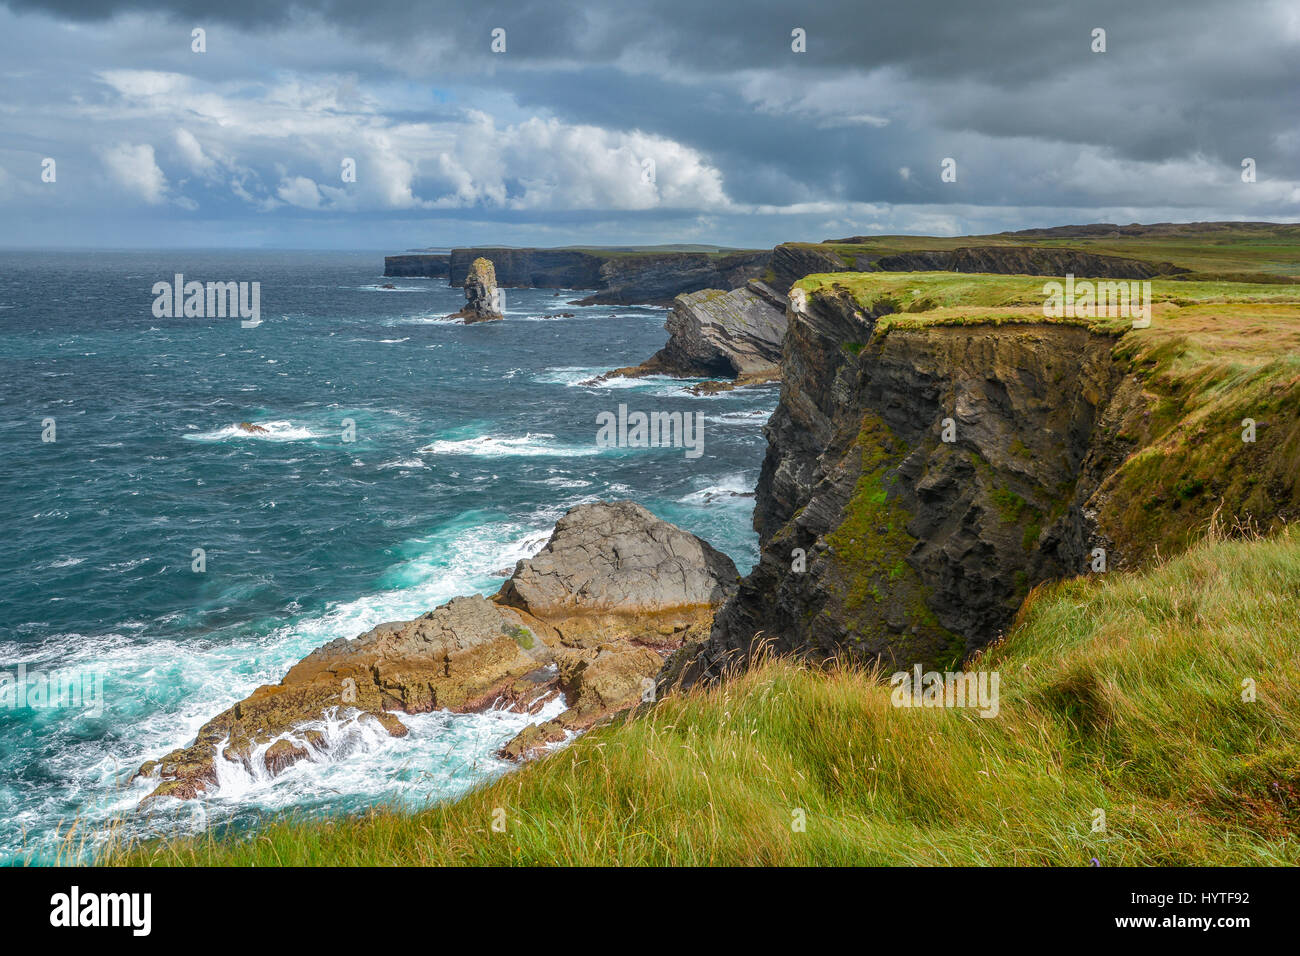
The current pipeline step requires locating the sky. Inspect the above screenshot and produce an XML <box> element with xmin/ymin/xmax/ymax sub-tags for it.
<box><xmin>0</xmin><ymin>0</ymin><xmax>1296</xmax><ymax>249</ymax></box>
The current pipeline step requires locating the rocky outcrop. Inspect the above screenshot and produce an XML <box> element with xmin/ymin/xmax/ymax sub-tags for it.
<box><xmin>498</xmin><ymin>500</ymin><xmax>738</xmax><ymax>647</ymax></box>
<box><xmin>499</xmin><ymin>642</ymin><xmax>662</xmax><ymax>759</ymax></box>
<box><xmin>384</xmin><ymin>254</ymin><xmax>450</xmax><ymax>278</ymax></box>
<box><xmin>601</xmin><ymin>280</ymin><xmax>789</xmax><ymax>387</ymax></box>
<box><xmin>135</xmin><ymin>502</ymin><xmax>737</xmax><ymax>800</ymax></box>
<box><xmin>450</xmin><ymin>257</ymin><xmax>504</xmax><ymax>323</ymax></box>
<box><xmin>770</xmin><ymin>244</ymin><xmax>857</xmax><ymax>292</ymax></box>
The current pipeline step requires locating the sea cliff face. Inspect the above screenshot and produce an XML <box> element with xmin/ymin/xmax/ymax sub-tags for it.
<box><xmin>384</xmin><ymin>254</ymin><xmax>450</xmax><ymax>278</ymax></box>
<box><xmin>768</xmin><ymin>243</ymin><xmax>1188</xmax><ymax>293</ymax></box>
<box><xmin>685</xmin><ymin>276</ymin><xmax>1300</xmax><ymax>680</ymax></box>
<box><xmin>609</xmin><ymin>280</ymin><xmax>789</xmax><ymax>383</ymax></box>
<box><xmin>699</xmin><ymin>291</ymin><xmax>1133</xmax><ymax>672</ymax></box>
<box><xmin>573</xmin><ymin>250</ymin><xmax>770</xmax><ymax>305</ymax></box>
<box><xmin>388</xmin><ymin>247</ymin><xmax>771</xmax><ymax>305</ymax></box>
<box><xmin>447</xmin><ymin>248</ymin><xmax>605</xmax><ymax>288</ymax></box>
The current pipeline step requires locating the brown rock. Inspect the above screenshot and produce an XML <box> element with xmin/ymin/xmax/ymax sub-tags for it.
<box><xmin>263</xmin><ymin>739</ymin><xmax>310</xmax><ymax>776</ymax></box>
<box><xmin>450</xmin><ymin>257</ymin><xmax>504</xmax><ymax>323</ymax></box>
<box><xmin>137</xmin><ymin>501</ymin><xmax>738</xmax><ymax>799</ymax></box>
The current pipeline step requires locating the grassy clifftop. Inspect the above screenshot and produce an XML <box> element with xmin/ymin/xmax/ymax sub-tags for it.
<box><xmin>105</xmin><ymin>527</ymin><xmax>1300</xmax><ymax>866</ymax></box>
<box><xmin>792</xmin><ymin>272</ymin><xmax>1300</xmax><ymax>569</ymax></box>
<box><xmin>788</xmin><ymin>222</ymin><xmax>1300</xmax><ymax>280</ymax></box>
<box><xmin>793</xmin><ymin>271</ymin><xmax>1300</xmax><ymax>331</ymax></box>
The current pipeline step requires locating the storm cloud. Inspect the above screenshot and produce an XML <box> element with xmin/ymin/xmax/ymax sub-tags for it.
<box><xmin>0</xmin><ymin>0</ymin><xmax>1295</xmax><ymax>247</ymax></box>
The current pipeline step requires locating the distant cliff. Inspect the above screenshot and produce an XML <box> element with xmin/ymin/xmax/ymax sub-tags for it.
<box><xmin>384</xmin><ymin>254</ymin><xmax>450</xmax><ymax>278</ymax></box>
<box><xmin>768</xmin><ymin>243</ymin><xmax>1187</xmax><ymax>292</ymax></box>
<box><xmin>570</xmin><ymin>251</ymin><xmax>770</xmax><ymax>306</ymax></box>
<box><xmin>383</xmin><ymin>246</ymin><xmax>771</xmax><ymax>306</ymax></box>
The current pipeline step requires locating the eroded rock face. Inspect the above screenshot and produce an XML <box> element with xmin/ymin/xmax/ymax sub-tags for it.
<box><xmin>451</xmin><ymin>257</ymin><xmax>504</xmax><ymax>323</ymax></box>
<box><xmin>768</xmin><ymin>242</ymin><xmax>1189</xmax><ymax>294</ymax></box>
<box><xmin>679</xmin><ymin>286</ymin><xmax>1144</xmax><ymax>684</ymax></box>
<box><xmin>441</xmin><ymin>247</ymin><xmax>770</xmax><ymax>306</ymax></box>
<box><xmin>384</xmin><ymin>254</ymin><xmax>450</xmax><ymax>279</ymax></box>
<box><xmin>498</xmin><ymin>643</ymin><xmax>664</xmax><ymax>760</ymax></box>
<box><xmin>653</xmin><ymin>283</ymin><xmax>788</xmax><ymax>378</ymax></box>
<box><xmin>136</xmin><ymin>502</ymin><xmax>737</xmax><ymax>800</ymax></box>
<box><xmin>594</xmin><ymin>281</ymin><xmax>788</xmax><ymax>390</ymax></box>
<box><xmin>870</xmin><ymin>246</ymin><xmax>1186</xmax><ymax>279</ymax></box>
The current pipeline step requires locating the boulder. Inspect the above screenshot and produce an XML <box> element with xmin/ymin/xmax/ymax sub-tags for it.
<box><xmin>496</xmin><ymin>500</ymin><xmax>737</xmax><ymax>647</ymax></box>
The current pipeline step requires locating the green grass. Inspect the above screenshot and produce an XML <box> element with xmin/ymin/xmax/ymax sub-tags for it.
<box><xmin>785</xmin><ymin>222</ymin><xmax>1300</xmax><ymax>278</ymax></box>
<box><xmin>796</xmin><ymin>271</ymin><xmax>1300</xmax><ymax>568</ymax></box>
<box><xmin>101</xmin><ymin>526</ymin><xmax>1300</xmax><ymax>866</ymax></box>
<box><xmin>793</xmin><ymin>271</ymin><xmax>1300</xmax><ymax>333</ymax></box>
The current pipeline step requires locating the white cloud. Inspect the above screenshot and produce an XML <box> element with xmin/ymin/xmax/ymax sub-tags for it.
<box><xmin>98</xmin><ymin>142</ymin><xmax>168</xmax><ymax>204</ymax></box>
<box><xmin>429</xmin><ymin>113</ymin><xmax>728</xmax><ymax>211</ymax></box>
<box><xmin>276</xmin><ymin>175</ymin><xmax>324</xmax><ymax>209</ymax></box>
<box><xmin>174</xmin><ymin>128</ymin><xmax>216</xmax><ymax>177</ymax></box>
<box><xmin>84</xmin><ymin>73</ymin><xmax>736</xmax><ymax>214</ymax></box>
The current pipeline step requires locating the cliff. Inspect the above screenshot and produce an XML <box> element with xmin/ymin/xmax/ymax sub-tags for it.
<box><xmin>603</xmin><ymin>280</ymin><xmax>789</xmax><ymax>388</ymax></box>
<box><xmin>767</xmin><ymin>223</ymin><xmax>1300</xmax><ymax>293</ymax></box>
<box><xmin>447</xmin><ymin>248</ymin><xmax>605</xmax><ymax>288</ymax></box>
<box><xmin>384</xmin><ymin>254</ymin><xmax>450</xmax><ymax>278</ymax></box>
<box><xmin>386</xmin><ymin>246</ymin><xmax>771</xmax><ymax>306</ymax></box>
<box><xmin>768</xmin><ymin>242</ymin><xmax>1187</xmax><ymax>292</ymax></box>
<box><xmin>572</xmin><ymin>250</ymin><xmax>770</xmax><ymax>306</ymax></box>
<box><xmin>682</xmin><ymin>272</ymin><xmax>1300</xmax><ymax>679</ymax></box>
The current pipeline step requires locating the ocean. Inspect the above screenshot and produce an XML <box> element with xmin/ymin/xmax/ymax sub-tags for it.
<box><xmin>0</xmin><ymin>249</ymin><xmax>775</xmax><ymax>862</ymax></box>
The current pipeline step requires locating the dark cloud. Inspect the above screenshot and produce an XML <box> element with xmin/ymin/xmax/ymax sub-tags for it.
<box><xmin>0</xmin><ymin>0</ymin><xmax>1295</xmax><ymax>247</ymax></box>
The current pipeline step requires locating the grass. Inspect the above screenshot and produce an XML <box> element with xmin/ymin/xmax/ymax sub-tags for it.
<box><xmin>795</xmin><ymin>271</ymin><xmax>1300</xmax><ymax>568</ymax></box>
<box><xmin>101</xmin><ymin>526</ymin><xmax>1300</xmax><ymax>866</ymax></box>
<box><xmin>1100</xmin><ymin>302</ymin><xmax>1300</xmax><ymax>563</ymax></box>
<box><xmin>793</xmin><ymin>271</ymin><xmax>1300</xmax><ymax>333</ymax></box>
<box><xmin>785</xmin><ymin>222</ymin><xmax>1300</xmax><ymax>279</ymax></box>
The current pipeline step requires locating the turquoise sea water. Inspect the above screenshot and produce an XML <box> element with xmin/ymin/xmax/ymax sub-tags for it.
<box><xmin>0</xmin><ymin>250</ymin><xmax>775</xmax><ymax>861</ymax></box>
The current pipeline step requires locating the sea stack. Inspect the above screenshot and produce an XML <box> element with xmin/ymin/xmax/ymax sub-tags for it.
<box><xmin>451</xmin><ymin>256</ymin><xmax>504</xmax><ymax>323</ymax></box>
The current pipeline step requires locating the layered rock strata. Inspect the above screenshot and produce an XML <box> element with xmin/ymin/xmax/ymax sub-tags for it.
<box><xmin>135</xmin><ymin>502</ymin><xmax>737</xmax><ymax>800</ymax></box>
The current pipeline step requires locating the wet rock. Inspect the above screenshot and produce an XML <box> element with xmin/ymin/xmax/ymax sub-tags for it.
<box><xmin>137</xmin><ymin>501</ymin><xmax>736</xmax><ymax>799</ymax></box>
<box><xmin>263</xmin><ymin>739</ymin><xmax>310</xmax><ymax>776</ymax></box>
